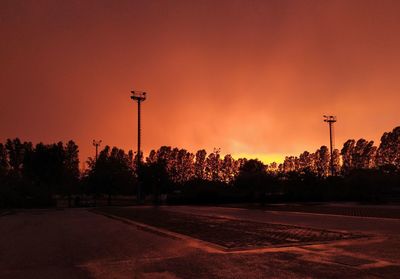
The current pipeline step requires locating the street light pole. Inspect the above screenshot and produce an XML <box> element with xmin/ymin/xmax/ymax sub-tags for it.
<box><xmin>137</xmin><ymin>98</ymin><xmax>142</xmax><ymax>164</ymax></box>
<box><xmin>323</xmin><ymin>115</ymin><xmax>337</xmax><ymax>176</ymax></box>
<box><xmin>131</xmin><ymin>90</ymin><xmax>147</xmax><ymax>201</ymax></box>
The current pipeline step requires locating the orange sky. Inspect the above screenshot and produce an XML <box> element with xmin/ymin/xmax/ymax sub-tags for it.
<box><xmin>1</xmin><ymin>0</ymin><xmax>400</xmax><ymax>164</ymax></box>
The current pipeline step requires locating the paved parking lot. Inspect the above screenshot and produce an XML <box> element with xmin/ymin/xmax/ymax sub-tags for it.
<box><xmin>225</xmin><ymin>203</ymin><xmax>400</xmax><ymax>219</ymax></box>
<box><xmin>1</xmin><ymin>206</ymin><xmax>399</xmax><ymax>278</ymax></box>
<box><xmin>93</xmin><ymin>207</ymin><xmax>364</xmax><ymax>251</ymax></box>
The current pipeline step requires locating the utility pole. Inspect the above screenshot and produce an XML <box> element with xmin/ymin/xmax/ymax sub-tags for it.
<box><xmin>92</xmin><ymin>140</ymin><xmax>102</xmax><ymax>162</ymax></box>
<box><xmin>323</xmin><ymin>115</ymin><xmax>337</xmax><ymax>176</ymax></box>
<box><xmin>130</xmin><ymin>90</ymin><xmax>147</xmax><ymax>201</ymax></box>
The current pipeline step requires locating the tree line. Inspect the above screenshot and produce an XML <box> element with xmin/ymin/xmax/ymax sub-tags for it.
<box><xmin>1</xmin><ymin>126</ymin><xmax>399</xmax><ymax>208</ymax></box>
<box><xmin>0</xmin><ymin>139</ymin><xmax>79</xmax><ymax>207</ymax></box>
<box><xmin>279</xmin><ymin>127</ymin><xmax>400</xmax><ymax>176</ymax></box>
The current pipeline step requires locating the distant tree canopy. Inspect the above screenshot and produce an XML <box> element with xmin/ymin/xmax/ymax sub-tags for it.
<box><xmin>376</xmin><ymin>126</ymin><xmax>400</xmax><ymax>169</ymax></box>
<box><xmin>280</xmin><ymin>126</ymin><xmax>400</xmax><ymax>176</ymax></box>
<box><xmin>0</xmin><ymin>139</ymin><xmax>79</xmax><ymax>207</ymax></box>
<box><xmin>1</xmin><ymin>126</ymin><xmax>400</xmax><ymax>208</ymax></box>
<box><xmin>235</xmin><ymin>159</ymin><xmax>276</xmax><ymax>203</ymax></box>
<box><xmin>85</xmin><ymin>146</ymin><xmax>136</xmax><ymax>205</ymax></box>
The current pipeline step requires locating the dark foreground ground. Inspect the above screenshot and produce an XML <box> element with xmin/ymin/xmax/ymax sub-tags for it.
<box><xmin>1</xmin><ymin>205</ymin><xmax>400</xmax><ymax>278</ymax></box>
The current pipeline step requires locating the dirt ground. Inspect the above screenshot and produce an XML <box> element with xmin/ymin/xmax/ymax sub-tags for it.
<box><xmin>1</xmin><ymin>205</ymin><xmax>399</xmax><ymax>278</ymax></box>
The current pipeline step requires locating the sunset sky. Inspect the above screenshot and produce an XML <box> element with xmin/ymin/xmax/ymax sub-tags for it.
<box><xmin>1</xmin><ymin>0</ymin><xmax>400</xmax><ymax>164</ymax></box>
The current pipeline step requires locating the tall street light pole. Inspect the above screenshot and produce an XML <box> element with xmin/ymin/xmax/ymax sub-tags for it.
<box><xmin>323</xmin><ymin>115</ymin><xmax>337</xmax><ymax>176</ymax></box>
<box><xmin>131</xmin><ymin>90</ymin><xmax>147</xmax><ymax>201</ymax></box>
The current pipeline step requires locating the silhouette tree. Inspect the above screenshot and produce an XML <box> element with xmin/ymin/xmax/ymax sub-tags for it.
<box><xmin>352</xmin><ymin>139</ymin><xmax>377</xmax><ymax>169</ymax></box>
<box><xmin>5</xmin><ymin>138</ymin><xmax>31</xmax><ymax>174</ymax></box>
<box><xmin>341</xmin><ymin>139</ymin><xmax>356</xmax><ymax>174</ymax></box>
<box><xmin>237</xmin><ymin>158</ymin><xmax>248</xmax><ymax>173</ymax></box>
<box><xmin>376</xmin><ymin>126</ymin><xmax>400</xmax><ymax>170</ymax></box>
<box><xmin>140</xmin><ymin>160</ymin><xmax>171</xmax><ymax>204</ymax></box>
<box><xmin>278</xmin><ymin>163</ymin><xmax>284</xmax><ymax>173</ymax></box>
<box><xmin>0</xmin><ymin>143</ymin><xmax>10</xmax><ymax>208</ymax></box>
<box><xmin>235</xmin><ymin>159</ymin><xmax>272</xmax><ymax>204</ymax></box>
<box><xmin>220</xmin><ymin>154</ymin><xmax>236</xmax><ymax>183</ymax></box>
<box><xmin>283</xmin><ymin>156</ymin><xmax>296</xmax><ymax>173</ymax></box>
<box><xmin>194</xmin><ymin>149</ymin><xmax>207</xmax><ymax>180</ymax></box>
<box><xmin>146</xmin><ymin>149</ymin><xmax>157</xmax><ymax>164</ymax></box>
<box><xmin>315</xmin><ymin>146</ymin><xmax>330</xmax><ymax>177</ymax></box>
<box><xmin>3</xmin><ymin>125</ymin><xmax>400</xmax><ymax>208</ymax></box>
<box><xmin>332</xmin><ymin>149</ymin><xmax>341</xmax><ymax>175</ymax></box>
<box><xmin>298</xmin><ymin>151</ymin><xmax>316</xmax><ymax>174</ymax></box>
<box><xmin>62</xmin><ymin>141</ymin><xmax>80</xmax><ymax>206</ymax></box>
<box><xmin>22</xmin><ymin>142</ymin><xmax>66</xmax><ymax>206</ymax></box>
<box><xmin>155</xmin><ymin>146</ymin><xmax>174</xmax><ymax>179</ymax></box>
<box><xmin>0</xmin><ymin>143</ymin><xmax>8</xmax><ymax>177</ymax></box>
<box><xmin>205</xmin><ymin>148</ymin><xmax>221</xmax><ymax>181</ymax></box>
<box><xmin>268</xmin><ymin>162</ymin><xmax>278</xmax><ymax>174</ymax></box>
<box><xmin>341</xmin><ymin>139</ymin><xmax>377</xmax><ymax>173</ymax></box>
<box><xmin>156</xmin><ymin>146</ymin><xmax>172</xmax><ymax>162</ymax></box>
<box><xmin>87</xmin><ymin>146</ymin><xmax>135</xmax><ymax>205</ymax></box>
<box><xmin>167</xmin><ymin>147</ymin><xmax>180</xmax><ymax>183</ymax></box>
<box><xmin>239</xmin><ymin>158</ymin><xmax>266</xmax><ymax>173</ymax></box>
<box><xmin>174</xmin><ymin>149</ymin><xmax>195</xmax><ymax>183</ymax></box>
<box><xmin>126</xmin><ymin>150</ymin><xmax>134</xmax><ymax>167</ymax></box>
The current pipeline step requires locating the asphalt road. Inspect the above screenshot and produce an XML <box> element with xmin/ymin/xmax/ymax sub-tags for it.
<box><xmin>165</xmin><ymin>205</ymin><xmax>400</xmax><ymax>235</ymax></box>
<box><xmin>1</xmin><ymin>206</ymin><xmax>399</xmax><ymax>278</ymax></box>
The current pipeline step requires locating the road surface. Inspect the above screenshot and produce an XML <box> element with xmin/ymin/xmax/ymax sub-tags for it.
<box><xmin>1</xmin><ymin>206</ymin><xmax>399</xmax><ymax>278</ymax></box>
